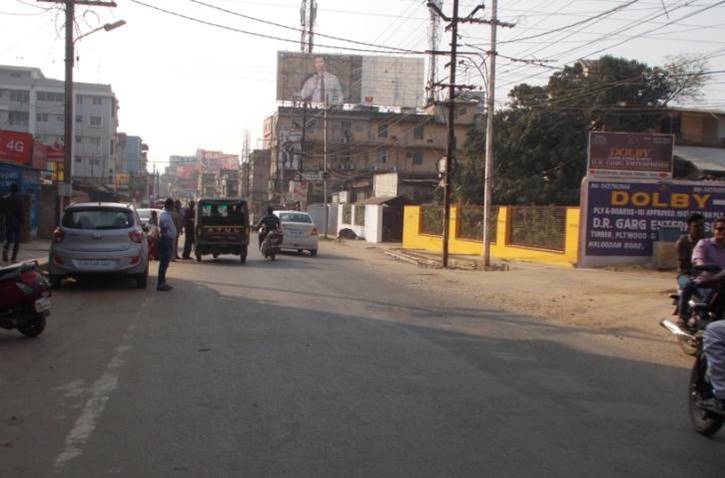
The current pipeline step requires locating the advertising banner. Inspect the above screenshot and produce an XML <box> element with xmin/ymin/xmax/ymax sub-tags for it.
<box><xmin>0</xmin><ymin>130</ymin><xmax>33</xmax><ymax>165</ymax></box>
<box><xmin>277</xmin><ymin>52</ymin><xmax>362</xmax><ymax>105</ymax></box>
<box><xmin>588</xmin><ymin>132</ymin><xmax>674</xmax><ymax>179</ymax></box>
<box><xmin>581</xmin><ymin>179</ymin><xmax>725</xmax><ymax>263</ymax></box>
<box><xmin>277</xmin><ymin>52</ymin><xmax>424</xmax><ymax>107</ymax></box>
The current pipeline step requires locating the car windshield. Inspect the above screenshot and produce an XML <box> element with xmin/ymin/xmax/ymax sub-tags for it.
<box><xmin>62</xmin><ymin>208</ymin><xmax>135</xmax><ymax>230</ymax></box>
<box><xmin>199</xmin><ymin>202</ymin><xmax>246</xmax><ymax>225</ymax></box>
<box><xmin>279</xmin><ymin>212</ymin><xmax>312</xmax><ymax>223</ymax></box>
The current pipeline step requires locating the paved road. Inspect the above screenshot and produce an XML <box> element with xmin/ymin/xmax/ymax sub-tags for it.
<box><xmin>0</xmin><ymin>243</ymin><xmax>722</xmax><ymax>477</ymax></box>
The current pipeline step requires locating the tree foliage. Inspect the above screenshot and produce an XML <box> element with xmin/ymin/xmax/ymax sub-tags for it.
<box><xmin>453</xmin><ymin>55</ymin><xmax>709</xmax><ymax>206</ymax></box>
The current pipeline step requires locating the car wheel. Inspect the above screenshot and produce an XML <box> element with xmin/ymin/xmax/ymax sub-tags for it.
<box><xmin>309</xmin><ymin>249</ymin><xmax>318</xmax><ymax>257</ymax></box>
<box><xmin>297</xmin><ymin>249</ymin><xmax>303</xmax><ymax>254</ymax></box>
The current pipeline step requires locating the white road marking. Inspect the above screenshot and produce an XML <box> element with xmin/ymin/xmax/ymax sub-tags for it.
<box><xmin>53</xmin><ymin>296</ymin><xmax>151</xmax><ymax>474</ymax></box>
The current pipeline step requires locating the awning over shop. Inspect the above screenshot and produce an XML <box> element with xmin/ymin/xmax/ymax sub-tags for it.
<box><xmin>674</xmin><ymin>145</ymin><xmax>725</xmax><ymax>174</ymax></box>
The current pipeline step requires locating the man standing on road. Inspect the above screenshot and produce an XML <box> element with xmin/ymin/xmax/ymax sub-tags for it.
<box><xmin>182</xmin><ymin>200</ymin><xmax>195</xmax><ymax>260</ymax></box>
<box><xmin>172</xmin><ymin>199</ymin><xmax>184</xmax><ymax>260</ymax></box>
<box><xmin>157</xmin><ymin>198</ymin><xmax>177</xmax><ymax>292</ymax></box>
<box><xmin>2</xmin><ymin>183</ymin><xmax>24</xmax><ymax>263</ymax></box>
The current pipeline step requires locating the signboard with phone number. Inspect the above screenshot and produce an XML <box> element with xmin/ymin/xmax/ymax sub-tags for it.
<box><xmin>583</xmin><ymin>179</ymin><xmax>725</xmax><ymax>259</ymax></box>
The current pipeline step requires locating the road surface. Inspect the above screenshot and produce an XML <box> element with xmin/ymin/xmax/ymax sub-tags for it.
<box><xmin>0</xmin><ymin>243</ymin><xmax>722</xmax><ymax>477</ymax></box>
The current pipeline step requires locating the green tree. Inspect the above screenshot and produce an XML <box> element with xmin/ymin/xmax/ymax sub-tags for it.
<box><xmin>453</xmin><ymin>55</ymin><xmax>708</xmax><ymax>206</ymax></box>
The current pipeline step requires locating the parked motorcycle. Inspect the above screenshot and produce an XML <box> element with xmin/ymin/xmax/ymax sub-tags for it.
<box><xmin>661</xmin><ymin>264</ymin><xmax>724</xmax><ymax>436</ymax></box>
<box><xmin>260</xmin><ymin>228</ymin><xmax>283</xmax><ymax>261</ymax></box>
<box><xmin>0</xmin><ymin>261</ymin><xmax>51</xmax><ymax>338</ymax></box>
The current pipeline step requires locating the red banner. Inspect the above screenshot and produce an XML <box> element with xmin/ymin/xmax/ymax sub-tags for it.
<box><xmin>0</xmin><ymin>130</ymin><xmax>33</xmax><ymax>165</ymax></box>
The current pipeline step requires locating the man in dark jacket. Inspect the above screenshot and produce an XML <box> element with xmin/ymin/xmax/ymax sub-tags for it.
<box><xmin>256</xmin><ymin>206</ymin><xmax>280</xmax><ymax>248</ymax></box>
<box><xmin>2</xmin><ymin>183</ymin><xmax>24</xmax><ymax>263</ymax></box>
<box><xmin>182</xmin><ymin>200</ymin><xmax>195</xmax><ymax>259</ymax></box>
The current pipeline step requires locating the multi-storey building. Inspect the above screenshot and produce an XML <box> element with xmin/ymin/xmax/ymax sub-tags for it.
<box><xmin>0</xmin><ymin>65</ymin><xmax>119</xmax><ymax>182</ymax></box>
<box><xmin>264</xmin><ymin>102</ymin><xmax>476</xmax><ymax>204</ymax></box>
<box><xmin>247</xmin><ymin>149</ymin><xmax>271</xmax><ymax>219</ymax></box>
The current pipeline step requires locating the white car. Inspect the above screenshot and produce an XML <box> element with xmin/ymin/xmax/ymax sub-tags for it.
<box><xmin>136</xmin><ymin>208</ymin><xmax>163</xmax><ymax>227</ymax></box>
<box><xmin>274</xmin><ymin>210</ymin><xmax>319</xmax><ymax>256</ymax></box>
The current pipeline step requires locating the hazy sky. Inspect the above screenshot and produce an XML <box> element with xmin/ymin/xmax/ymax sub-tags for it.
<box><xmin>3</xmin><ymin>0</ymin><xmax>725</xmax><ymax>170</ymax></box>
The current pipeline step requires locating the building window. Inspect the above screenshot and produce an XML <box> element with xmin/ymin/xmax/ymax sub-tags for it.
<box><xmin>412</xmin><ymin>151</ymin><xmax>423</xmax><ymax>165</ymax></box>
<box><xmin>90</xmin><ymin>116</ymin><xmax>102</xmax><ymax>127</ymax></box>
<box><xmin>8</xmin><ymin>111</ymin><xmax>28</xmax><ymax>126</ymax></box>
<box><xmin>76</xmin><ymin>115</ymin><xmax>82</xmax><ymax>123</ymax></box>
<box><xmin>10</xmin><ymin>72</ymin><xmax>22</xmax><ymax>79</ymax></box>
<box><xmin>76</xmin><ymin>95</ymin><xmax>83</xmax><ymax>105</ymax></box>
<box><xmin>36</xmin><ymin>113</ymin><xmax>48</xmax><ymax>122</ymax></box>
<box><xmin>75</xmin><ymin>155</ymin><xmax>82</xmax><ymax>163</ymax></box>
<box><xmin>75</xmin><ymin>136</ymin><xmax>82</xmax><ymax>143</ymax></box>
<box><xmin>92</xmin><ymin>96</ymin><xmax>103</xmax><ymax>105</ymax></box>
<box><xmin>414</xmin><ymin>125</ymin><xmax>425</xmax><ymax>140</ymax></box>
<box><xmin>55</xmin><ymin>114</ymin><xmax>63</xmax><ymax>122</ymax></box>
<box><xmin>378</xmin><ymin>150</ymin><xmax>387</xmax><ymax>163</ymax></box>
<box><xmin>9</xmin><ymin>90</ymin><xmax>29</xmax><ymax>103</ymax></box>
<box><xmin>37</xmin><ymin>91</ymin><xmax>46</xmax><ymax>101</ymax></box>
<box><xmin>89</xmin><ymin>137</ymin><xmax>101</xmax><ymax>147</ymax></box>
<box><xmin>378</xmin><ymin>123</ymin><xmax>388</xmax><ymax>138</ymax></box>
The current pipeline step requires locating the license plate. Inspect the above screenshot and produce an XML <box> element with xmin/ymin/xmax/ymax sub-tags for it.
<box><xmin>286</xmin><ymin>230</ymin><xmax>303</xmax><ymax>237</ymax></box>
<box><xmin>34</xmin><ymin>298</ymin><xmax>51</xmax><ymax>313</ymax></box>
<box><xmin>76</xmin><ymin>259</ymin><xmax>115</xmax><ymax>270</ymax></box>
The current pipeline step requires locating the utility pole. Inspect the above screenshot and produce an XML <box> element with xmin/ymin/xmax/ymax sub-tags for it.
<box><xmin>322</xmin><ymin>99</ymin><xmax>329</xmax><ymax>238</ymax></box>
<box><xmin>481</xmin><ymin>0</ymin><xmax>513</xmax><ymax>267</ymax></box>
<box><xmin>38</xmin><ymin>0</ymin><xmax>118</xmax><ymax>216</ymax></box>
<box><xmin>428</xmin><ymin>1</ymin><xmax>487</xmax><ymax>268</ymax></box>
<box><xmin>426</xmin><ymin>0</ymin><xmax>442</xmax><ymax>105</ymax></box>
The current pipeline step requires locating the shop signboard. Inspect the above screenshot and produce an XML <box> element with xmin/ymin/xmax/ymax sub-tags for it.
<box><xmin>580</xmin><ymin>177</ymin><xmax>725</xmax><ymax>266</ymax></box>
<box><xmin>588</xmin><ymin>132</ymin><xmax>674</xmax><ymax>179</ymax></box>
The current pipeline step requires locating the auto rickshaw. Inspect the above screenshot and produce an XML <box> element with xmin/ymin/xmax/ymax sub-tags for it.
<box><xmin>194</xmin><ymin>198</ymin><xmax>250</xmax><ymax>263</ymax></box>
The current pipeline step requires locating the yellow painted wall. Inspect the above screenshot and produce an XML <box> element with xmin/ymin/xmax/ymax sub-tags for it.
<box><xmin>403</xmin><ymin>205</ymin><xmax>580</xmax><ymax>267</ymax></box>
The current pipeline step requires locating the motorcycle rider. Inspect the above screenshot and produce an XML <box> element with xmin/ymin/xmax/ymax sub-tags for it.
<box><xmin>697</xmin><ymin>216</ymin><xmax>725</xmax><ymax>412</ymax></box>
<box><xmin>256</xmin><ymin>206</ymin><xmax>281</xmax><ymax>248</ymax></box>
<box><xmin>676</xmin><ymin>213</ymin><xmax>707</xmax><ymax>327</ymax></box>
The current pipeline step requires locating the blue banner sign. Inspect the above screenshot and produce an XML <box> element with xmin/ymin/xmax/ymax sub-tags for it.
<box><xmin>585</xmin><ymin>179</ymin><xmax>725</xmax><ymax>257</ymax></box>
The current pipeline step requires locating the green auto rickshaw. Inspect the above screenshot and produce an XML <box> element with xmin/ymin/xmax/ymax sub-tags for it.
<box><xmin>194</xmin><ymin>198</ymin><xmax>250</xmax><ymax>263</ymax></box>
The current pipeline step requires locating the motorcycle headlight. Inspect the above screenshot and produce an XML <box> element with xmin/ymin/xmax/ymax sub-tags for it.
<box><xmin>15</xmin><ymin>282</ymin><xmax>34</xmax><ymax>295</ymax></box>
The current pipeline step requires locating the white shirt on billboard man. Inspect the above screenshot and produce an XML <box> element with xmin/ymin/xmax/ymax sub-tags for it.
<box><xmin>299</xmin><ymin>55</ymin><xmax>344</xmax><ymax>106</ymax></box>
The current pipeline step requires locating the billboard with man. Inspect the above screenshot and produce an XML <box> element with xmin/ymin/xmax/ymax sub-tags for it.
<box><xmin>277</xmin><ymin>52</ymin><xmax>424</xmax><ymax>108</ymax></box>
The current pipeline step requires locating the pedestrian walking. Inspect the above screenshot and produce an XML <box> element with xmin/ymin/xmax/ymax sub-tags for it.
<box><xmin>172</xmin><ymin>199</ymin><xmax>184</xmax><ymax>260</ymax></box>
<box><xmin>2</xmin><ymin>183</ymin><xmax>24</xmax><ymax>263</ymax></box>
<box><xmin>182</xmin><ymin>200</ymin><xmax>195</xmax><ymax>259</ymax></box>
<box><xmin>157</xmin><ymin>198</ymin><xmax>177</xmax><ymax>292</ymax></box>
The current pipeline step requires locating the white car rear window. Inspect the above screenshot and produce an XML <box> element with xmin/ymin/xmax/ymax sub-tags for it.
<box><xmin>63</xmin><ymin>208</ymin><xmax>134</xmax><ymax>230</ymax></box>
<box><xmin>279</xmin><ymin>213</ymin><xmax>312</xmax><ymax>223</ymax></box>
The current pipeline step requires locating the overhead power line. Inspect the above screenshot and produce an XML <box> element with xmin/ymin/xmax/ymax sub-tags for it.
<box><xmin>188</xmin><ymin>0</ymin><xmax>420</xmax><ymax>53</ymax></box>
<box><xmin>127</xmin><ymin>0</ymin><xmax>424</xmax><ymax>55</ymax></box>
<box><xmin>500</xmin><ymin>0</ymin><xmax>642</xmax><ymax>44</ymax></box>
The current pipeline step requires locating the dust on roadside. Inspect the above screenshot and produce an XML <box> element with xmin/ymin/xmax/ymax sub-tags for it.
<box><xmin>328</xmin><ymin>240</ymin><xmax>685</xmax><ymax>365</ymax></box>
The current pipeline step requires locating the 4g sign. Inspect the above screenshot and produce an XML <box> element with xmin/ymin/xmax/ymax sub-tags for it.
<box><xmin>0</xmin><ymin>130</ymin><xmax>32</xmax><ymax>165</ymax></box>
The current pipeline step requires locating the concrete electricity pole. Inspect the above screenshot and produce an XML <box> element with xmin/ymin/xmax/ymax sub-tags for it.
<box><xmin>482</xmin><ymin>0</ymin><xmax>513</xmax><ymax>267</ymax></box>
<box><xmin>38</xmin><ymin>0</ymin><xmax>119</xmax><ymax>216</ymax></box>
<box><xmin>428</xmin><ymin>1</ymin><xmax>487</xmax><ymax>268</ymax></box>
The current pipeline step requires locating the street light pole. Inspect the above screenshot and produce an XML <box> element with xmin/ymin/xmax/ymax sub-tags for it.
<box><xmin>323</xmin><ymin>100</ymin><xmax>328</xmax><ymax>238</ymax></box>
<box><xmin>62</xmin><ymin>0</ymin><xmax>75</xmax><ymax>213</ymax></box>
<box><xmin>482</xmin><ymin>0</ymin><xmax>498</xmax><ymax>268</ymax></box>
<box><xmin>39</xmin><ymin>0</ymin><xmax>120</xmax><ymax>216</ymax></box>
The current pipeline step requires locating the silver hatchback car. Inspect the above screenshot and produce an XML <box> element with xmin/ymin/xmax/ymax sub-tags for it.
<box><xmin>48</xmin><ymin>202</ymin><xmax>149</xmax><ymax>289</ymax></box>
